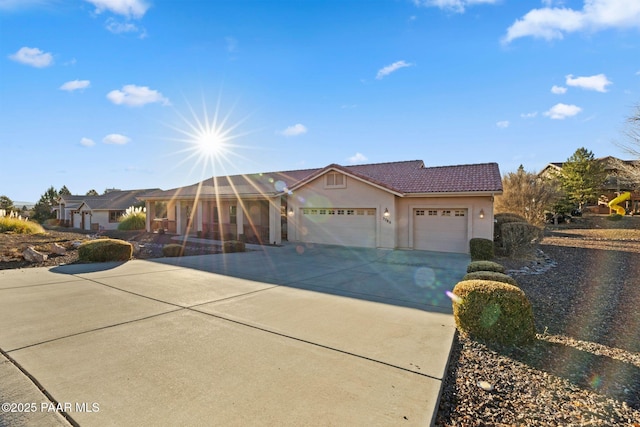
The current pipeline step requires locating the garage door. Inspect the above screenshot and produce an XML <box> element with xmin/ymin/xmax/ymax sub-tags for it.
<box><xmin>300</xmin><ymin>208</ymin><xmax>377</xmax><ymax>247</ymax></box>
<box><xmin>414</xmin><ymin>208</ymin><xmax>468</xmax><ymax>253</ymax></box>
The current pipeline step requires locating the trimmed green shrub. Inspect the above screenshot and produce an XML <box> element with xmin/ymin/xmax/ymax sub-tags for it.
<box><xmin>469</xmin><ymin>238</ymin><xmax>494</xmax><ymax>261</ymax></box>
<box><xmin>451</xmin><ymin>279</ymin><xmax>536</xmax><ymax>346</ymax></box>
<box><xmin>501</xmin><ymin>222</ymin><xmax>543</xmax><ymax>258</ymax></box>
<box><xmin>78</xmin><ymin>239</ymin><xmax>132</xmax><ymax>262</ymax></box>
<box><xmin>463</xmin><ymin>271</ymin><xmax>517</xmax><ymax>286</ymax></box>
<box><xmin>162</xmin><ymin>244</ymin><xmax>184</xmax><ymax>257</ymax></box>
<box><xmin>494</xmin><ymin>213</ymin><xmax>528</xmax><ymax>241</ymax></box>
<box><xmin>607</xmin><ymin>213</ymin><xmax>623</xmax><ymax>221</ymax></box>
<box><xmin>0</xmin><ymin>217</ymin><xmax>46</xmax><ymax>234</ymax></box>
<box><xmin>223</xmin><ymin>240</ymin><xmax>246</xmax><ymax>253</ymax></box>
<box><xmin>467</xmin><ymin>260</ymin><xmax>506</xmax><ymax>274</ymax></box>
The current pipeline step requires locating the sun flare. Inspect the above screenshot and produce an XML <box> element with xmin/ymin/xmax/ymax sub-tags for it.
<box><xmin>166</xmin><ymin>95</ymin><xmax>252</xmax><ymax>178</ymax></box>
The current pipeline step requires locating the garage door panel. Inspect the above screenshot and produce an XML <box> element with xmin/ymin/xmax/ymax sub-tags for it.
<box><xmin>301</xmin><ymin>208</ymin><xmax>376</xmax><ymax>248</ymax></box>
<box><xmin>414</xmin><ymin>209</ymin><xmax>468</xmax><ymax>253</ymax></box>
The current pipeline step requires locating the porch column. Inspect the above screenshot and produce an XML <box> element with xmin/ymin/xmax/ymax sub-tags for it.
<box><xmin>269</xmin><ymin>197</ymin><xmax>281</xmax><ymax>245</ymax></box>
<box><xmin>196</xmin><ymin>200</ymin><xmax>203</xmax><ymax>233</ymax></box>
<box><xmin>176</xmin><ymin>201</ymin><xmax>183</xmax><ymax>235</ymax></box>
<box><xmin>145</xmin><ymin>200</ymin><xmax>152</xmax><ymax>232</ymax></box>
<box><xmin>236</xmin><ymin>202</ymin><xmax>244</xmax><ymax>237</ymax></box>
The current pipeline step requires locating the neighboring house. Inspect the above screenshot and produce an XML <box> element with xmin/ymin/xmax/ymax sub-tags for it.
<box><xmin>539</xmin><ymin>156</ymin><xmax>640</xmax><ymax>214</ymax></box>
<box><xmin>139</xmin><ymin>160</ymin><xmax>502</xmax><ymax>254</ymax></box>
<box><xmin>54</xmin><ymin>189</ymin><xmax>159</xmax><ymax>231</ymax></box>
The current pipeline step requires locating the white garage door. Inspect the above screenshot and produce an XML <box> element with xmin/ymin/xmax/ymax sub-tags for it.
<box><xmin>300</xmin><ymin>208</ymin><xmax>377</xmax><ymax>248</ymax></box>
<box><xmin>414</xmin><ymin>208</ymin><xmax>468</xmax><ymax>253</ymax></box>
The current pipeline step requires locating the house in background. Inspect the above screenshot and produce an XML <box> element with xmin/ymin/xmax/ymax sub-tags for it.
<box><xmin>539</xmin><ymin>156</ymin><xmax>640</xmax><ymax>214</ymax></box>
<box><xmin>139</xmin><ymin>160</ymin><xmax>502</xmax><ymax>254</ymax></box>
<box><xmin>54</xmin><ymin>189</ymin><xmax>159</xmax><ymax>231</ymax></box>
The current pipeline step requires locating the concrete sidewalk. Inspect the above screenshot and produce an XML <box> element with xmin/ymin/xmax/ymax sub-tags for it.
<box><xmin>0</xmin><ymin>244</ymin><xmax>467</xmax><ymax>426</ymax></box>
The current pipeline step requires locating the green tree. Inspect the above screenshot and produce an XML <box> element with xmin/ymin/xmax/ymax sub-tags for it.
<box><xmin>86</xmin><ymin>189</ymin><xmax>99</xmax><ymax>196</ymax></box>
<box><xmin>59</xmin><ymin>185</ymin><xmax>72</xmax><ymax>196</ymax></box>
<box><xmin>560</xmin><ymin>148</ymin><xmax>606</xmax><ymax>210</ymax></box>
<box><xmin>32</xmin><ymin>186</ymin><xmax>59</xmax><ymax>223</ymax></box>
<box><xmin>494</xmin><ymin>165</ymin><xmax>560</xmax><ymax>225</ymax></box>
<box><xmin>0</xmin><ymin>195</ymin><xmax>15</xmax><ymax>212</ymax></box>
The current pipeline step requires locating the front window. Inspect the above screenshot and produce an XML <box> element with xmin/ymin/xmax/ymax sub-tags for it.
<box><xmin>325</xmin><ymin>172</ymin><xmax>346</xmax><ymax>188</ymax></box>
<box><xmin>109</xmin><ymin>210</ymin><xmax>125</xmax><ymax>223</ymax></box>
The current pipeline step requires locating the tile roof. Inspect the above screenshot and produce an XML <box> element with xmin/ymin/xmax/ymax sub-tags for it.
<box><xmin>141</xmin><ymin>160</ymin><xmax>502</xmax><ymax>199</ymax></box>
<box><xmin>60</xmin><ymin>189</ymin><xmax>159</xmax><ymax>210</ymax></box>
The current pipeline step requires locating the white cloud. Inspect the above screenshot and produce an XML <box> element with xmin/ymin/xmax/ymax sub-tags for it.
<box><xmin>348</xmin><ymin>152</ymin><xmax>368</xmax><ymax>163</ymax></box>
<box><xmin>8</xmin><ymin>46</ymin><xmax>53</xmax><ymax>68</ymax></box>
<box><xmin>503</xmin><ymin>0</ymin><xmax>640</xmax><ymax>43</ymax></box>
<box><xmin>565</xmin><ymin>73</ymin><xmax>612</xmax><ymax>92</ymax></box>
<box><xmin>551</xmin><ymin>85</ymin><xmax>567</xmax><ymax>94</ymax></box>
<box><xmin>84</xmin><ymin>0</ymin><xmax>149</xmax><ymax>18</ymax></box>
<box><xmin>103</xmin><ymin>133</ymin><xmax>130</xmax><ymax>145</ymax></box>
<box><xmin>105</xmin><ymin>18</ymin><xmax>140</xmax><ymax>34</ymax></box>
<box><xmin>80</xmin><ymin>137</ymin><xmax>95</xmax><ymax>147</ymax></box>
<box><xmin>280</xmin><ymin>124</ymin><xmax>308</xmax><ymax>137</ymax></box>
<box><xmin>412</xmin><ymin>0</ymin><xmax>499</xmax><ymax>13</ymax></box>
<box><xmin>107</xmin><ymin>84</ymin><xmax>170</xmax><ymax>107</ymax></box>
<box><xmin>496</xmin><ymin>120</ymin><xmax>510</xmax><ymax>128</ymax></box>
<box><xmin>544</xmin><ymin>103</ymin><xmax>582</xmax><ymax>119</ymax></box>
<box><xmin>520</xmin><ymin>111</ymin><xmax>538</xmax><ymax>118</ymax></box>
<box><xmin>60</xmin><ymin>79</ymin><xmax>90</xmax><ymax>91</ymax></box>
<box><xmin>376</xmin><ymin>60</ymin><xmax>413</xmax><ymax>80</ymax></box>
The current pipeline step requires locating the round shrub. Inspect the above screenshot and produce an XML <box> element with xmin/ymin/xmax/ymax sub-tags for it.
<box><xmin>462</xmin><ymin>271</ymin><xmax>517</xmax><ymax>286</ymax></box>
<box><xmin>162</xmin><ymin>244</ymin><xmax>184</xmax><ymax>257</ymax></box>
<box><xmin>78</xmin><ymin>238</ymin><xmax>133</xmax><ymax>262</ymax></box>
<box><xmin>451</xmin><ymin>279</ymin><xmax>536</xmax><ymax>346</ymax></box>
<box><xmin>469</xmin><ymin>238</ymin><xmax>494</xmax><ymax>261</ymax></box>
<box><xmin>467</xmin><ymin>260</ymin><xmax>506</xmax><ymax>274</ymax></box>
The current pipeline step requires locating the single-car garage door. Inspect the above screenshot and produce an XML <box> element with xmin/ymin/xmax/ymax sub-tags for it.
<box><xmin>300</xmin><ymin>208</ymin><xmax>377</xmax><ymax>247</ymax></box>
<box><xmin>414</xmin><ymin>208</ymin><xmax>468</xmax><ymax>253</ymax></box>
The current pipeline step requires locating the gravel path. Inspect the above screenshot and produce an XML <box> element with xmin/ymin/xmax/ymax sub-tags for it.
<box><xmin>436</xmin><ymin>234</ymin><xmax>640</xmax><ymax>426</ymax></box>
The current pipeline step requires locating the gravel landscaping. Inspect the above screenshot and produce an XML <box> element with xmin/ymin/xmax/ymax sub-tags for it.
<box><xmin>436</xmin><ymin>217</ymin><xmax>640</xmax><ymax>426</ymax></box>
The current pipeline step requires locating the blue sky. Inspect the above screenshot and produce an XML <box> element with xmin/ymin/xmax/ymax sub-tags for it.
<box><xmin>1</xmin><ymin>0</ymin><xmax>639</xmax><ymax>203</ymax></box>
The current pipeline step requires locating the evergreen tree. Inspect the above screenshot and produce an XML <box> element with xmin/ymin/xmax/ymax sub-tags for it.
<box><xmin>0</xmin><ymin>195</ymin><xmax>14</xmax><ymax>212</ymax></box>
<box><xmin>32</xmin><ymin>186</ymin><xmax>59</xmax><ymax>223</ymax></box>
<box><xmin>560</xmin><ymin>148</ymin><xmax>606</xmax><ymax>210</ymax></box>
<box><xmin>59</xmin><ymin>185</ymin><xmax>72</xmax><ymax>196</ymax></box>
<box><xmin>86</xmin><ymin>189</ymin><xmax>99</xmax><ymax>196</ymax></box>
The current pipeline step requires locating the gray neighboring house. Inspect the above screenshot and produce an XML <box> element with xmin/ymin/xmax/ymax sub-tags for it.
<box><xmin>55</xmin><ymin>189</ymin><xmax>159</xmax><ymax>231</ymax></box>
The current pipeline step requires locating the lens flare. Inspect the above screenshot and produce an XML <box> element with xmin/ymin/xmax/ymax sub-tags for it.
<box><xmin>446</xmin><ymin>290</ymin><xmax>463</xmax><ymax>304</ymax></box>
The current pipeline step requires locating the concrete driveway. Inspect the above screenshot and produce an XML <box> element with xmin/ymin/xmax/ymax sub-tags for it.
<box><xmin>0</xmin><ymin>244</ymin><xmax>468</xmax><ymax>426</ymax></box>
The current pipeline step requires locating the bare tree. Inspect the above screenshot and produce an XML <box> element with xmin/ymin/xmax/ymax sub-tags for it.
<box><xmin>614</xmin><ymin>104</ymin><xmax>640</xmax><ymax>184</ymax></box>
<box><xmin>494</xmin><ymin>165</ymin><xmax>561</xmax><ymax>225</ymax></box>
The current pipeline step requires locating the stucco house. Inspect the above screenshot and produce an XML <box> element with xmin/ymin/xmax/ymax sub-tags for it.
<box><xmin>139</xmin><ymin>160</ymin><xmax>502</xmax><ymax>254</ymax></box>
<box><xmin>55</xmin><ymin>189</ymin><xmax>158</xmax><ymax>231</ymax></box>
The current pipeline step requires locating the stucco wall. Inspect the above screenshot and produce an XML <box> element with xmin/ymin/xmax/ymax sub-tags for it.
<box><xmin>287</xmin><ymin>173</ymin><xmax>396</xmax><ymax>248</ymax></box>
<box><xmin>395</xmin><ymin>195</ymin><xmax>494</xmax><ymax>250</ymax></box>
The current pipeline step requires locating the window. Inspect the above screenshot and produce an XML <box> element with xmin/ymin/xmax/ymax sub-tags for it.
<box><xmin>310</xmin><ymin>209</ymin><xmax>318</xmax><ymax>215</ymax></box>
<box><xmin>319</xmin><ymin>209</ymin><xmax>327</xmax><ymax>215</ymax></box>
<box><xmin>337</xmin><ymin>209</ymin><xmax>345</xmax><ymax>215</ymax></box>
<box><xmin>328</xmin><ymin>209</ymin><xmax>336</xmax><ymax>215</ymax></box>
<box><xmin>303</xmin><ymin>209</ymin><xmax>310</xmax><ymax>215</ymax></box>
<box><xmin>428</xmin><ymin>210</ymin><xmax>438</xmax><ymax>216</ymax></box>
<box><xmin>416</xmin><ymin>210</ymin><xmax>425</xmax><ymax>216</ymax></box>
<box><xmin>454</xmin><ymin>210</ymin><xmax>465</xmax><ymax>217</ymax></box>
<box><xmin>366</xmin><ymin>209</ymin><xmax>376</xmax><ymax>215</ymax></box>
<box><xmin>346</xmin><ymin>209</ymin><xmax>354</xmax><ymax>215</ymax></box>
<box><xmin>356</xmin><ymin>209</ymin><xmax>365</xmax><ymax>215</ymax></box>
<box><xmin>441</xmin><ymin>210</ymin><xmax>451</xmax><ymax>216</ymax></box>
<box><xmin>230</xmin><ymin>206</ymin><xmax>237</xmax><ymax>224</ymax></box>
<box><xmin>325</xmin><ymin>172</ymin><xmax>346</xmax><ymax>188</ymax></box>
<box><xmin>109</xmin><ymin>210</ymin><xmax>125</xmax><ymax>223</ymax></box>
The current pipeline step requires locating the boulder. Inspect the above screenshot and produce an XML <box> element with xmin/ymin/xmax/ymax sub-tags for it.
<box><xmin>23</xmin><ymin>247</ymin><xmax>48</xmax><ymax>263</ymax></box>
<box><xmin>51</xmin><ymin>243</ymin><xmax>66</xmax><ymax>255</ymax></box>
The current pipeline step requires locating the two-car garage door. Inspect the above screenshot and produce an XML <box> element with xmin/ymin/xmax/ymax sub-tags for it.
<box><xmin>300</xmin><ymin>207</ymin><xmax>377</xmax><ymax>248</ymax></box>
<box><xmin>413</xmin><ymin>208</ymin><xmax>468</xmax><ymax>253</ymax></box>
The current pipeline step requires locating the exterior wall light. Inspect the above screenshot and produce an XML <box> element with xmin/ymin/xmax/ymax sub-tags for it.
<box><xmin>383</xmin><ymin>208</ymin><xmax>390</xmax><ymax>218</ymax></box>
<box><xmin>479</xmin><ymin>209</ymin><xmax>485</xmax><ymax>219</ymax></box>
<box><xmin>288</xmin><ymin>208</ymin><xmax>294</xmax><ymax>217</ymax></box>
